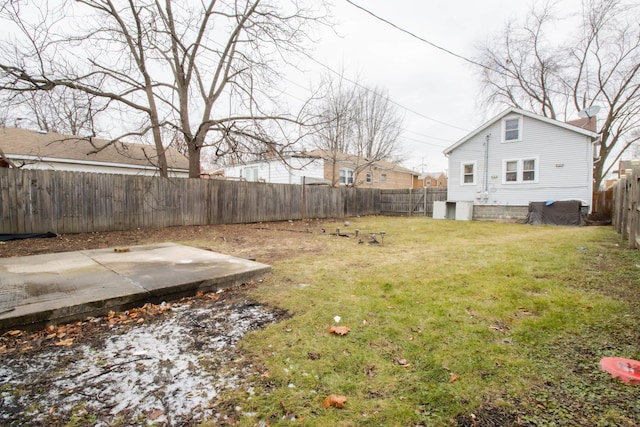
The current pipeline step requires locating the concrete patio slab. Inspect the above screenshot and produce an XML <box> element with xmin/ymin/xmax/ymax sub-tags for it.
<box><xmin>0</xmin><ymin>243</ymin><xmax>271</xmax><ymax>332</ymax></box>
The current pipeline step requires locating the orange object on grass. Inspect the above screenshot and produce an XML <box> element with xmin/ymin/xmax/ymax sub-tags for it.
<box><xmin>600</xmin><ymin>357</ymin><xmax>640</xmax><ymax>384</ymax></box>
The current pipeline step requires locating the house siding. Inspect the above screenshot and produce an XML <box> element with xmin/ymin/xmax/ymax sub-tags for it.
<box><xmin>14</xmin><ymin>157</ymin><xmax>189</xmax><ymax>177</ymax></box>
<box><xmin>447</xmin><ymin>114</ymin><xmax>594</xmax><ymax>208</ymax></box>
<box><xmin>323</xmin><ymin>161</ymin><xmax>413</xmax><ymax>189</ymax></box>
<box><xmin>225</xmin><ymin>157</ymin><xmax>325</xmax><ymax>184</ymax></box>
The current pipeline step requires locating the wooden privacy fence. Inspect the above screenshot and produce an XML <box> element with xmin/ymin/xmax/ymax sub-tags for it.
<box><xmin>0</xmin><ymin>168</ymin><xmax>394</xmax><ymax>234</ymax></box>
<box><xmin>612</xmin><ymin>165</ymin><xmax>640</xmax><ymax>249</ymax></box>
<box><xmin>591</xmin><ymin>188</ymin><xmax>614</xmax><ymax>221</ymax></box>
<box><xmin>380</xmin><ymin>188</ymin><xmax>447</xmax><ymax>216</ymax></box>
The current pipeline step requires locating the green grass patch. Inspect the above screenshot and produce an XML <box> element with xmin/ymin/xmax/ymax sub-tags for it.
<box><xmin>211</xmin><ymin>217</ymin><xmax>640</xmax><ymax>426</ymax></box>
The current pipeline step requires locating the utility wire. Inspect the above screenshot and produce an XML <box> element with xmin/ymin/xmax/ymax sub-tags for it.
<box><xmin>299</xmin><ymin>50</ymin><xmax>470</xmax><ymax>132</ymax></box>
<box><xmin>345</xmin><ymin>0</ymin><xmax>495</xmax><ymax>73</ymax></box>
<box><xmin>345</xmin><ymin>0</ymin><xmax>586</xmax><ymax>102</ymax></box>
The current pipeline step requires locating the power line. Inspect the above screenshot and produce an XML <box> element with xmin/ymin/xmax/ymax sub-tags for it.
<box><xmin>345</xmin><ymin>0</ymin><xmax>588</xmax><ymax>102</ymax></box>
<box><xmin>299</xmin><ymin>50</ymin><xmax>470</xmax><ymax>132</ymax></box>
<box><xmin>345</xmin><ymin>0</ymin><xmax>496</xmax><ymax>73</ymax></box>
<box><xmin>404</xmin><ymin>129</ymin><xmax>456</xmax><ymax>143</ymax></box>
<box><xmin>403</xmin><ymin>135</ymin><xmax>452</xmax><ymax>148</ymax></box>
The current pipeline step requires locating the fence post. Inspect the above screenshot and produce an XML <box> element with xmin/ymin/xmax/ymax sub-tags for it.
<box><xmin>423</xmin><ymin>187</ymin><xmax>427</xmax><ymax>216</ymax></box>
<box><xmin>301</xmin><ymin>176</ymin><xmax>306</xmax><ymax>221</ymax></box>
<box><xmin>631</xmin><ymin>170</ymin><xmax>639</xmax><ymax>249</ymax></box>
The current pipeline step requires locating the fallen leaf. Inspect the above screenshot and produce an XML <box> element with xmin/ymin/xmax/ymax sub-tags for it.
<box><xmin>323</xmin><ymin>394</ymin><xmax>347</xmax><ymax>409</ymax></box>
<box><xmin>6</xmin><ymin>330</ymin><xmax>22</xmax><ymax>336</ymax></box>
<box><xmin>55</xmin><ymin>338</ymin><xmax>74</xmax><ymax>347</ymax></box>
<box><xmin>205</xmin><ymin>293</ymin><xmax>220</xmax><ymax>301</ymax></box>
<box><xmin>329</xmin><ymin>325</ymin><xmax>350</xmax><ymax>336</ymax></box>
<box><xmin>148</xmin><ymin>409</ymin><xmax>164</xmax><ymax>420</ymax></box>
<box><xmin>394</xmin><ymin>357</ymin><xmax>410</xmax><ymax>367</ymax></box>
<box><xmin>449</xmin><ymin>374</ymin><xmax>459</xmax><ymax>383</ymax></box>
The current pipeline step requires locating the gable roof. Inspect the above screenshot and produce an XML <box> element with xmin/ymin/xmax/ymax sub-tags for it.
<box><xmin>443</xmin><ymin>107</ymin><xmax>600</xmax><ymax>155</ymax></box>
<box><xmin>0</xmin><ymin>127</ymin><xmax>189</xmax><ymax>171</ymax></box>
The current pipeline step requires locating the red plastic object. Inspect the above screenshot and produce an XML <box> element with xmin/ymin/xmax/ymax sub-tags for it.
<box><xmin>600</xmin><ymin>357</ymin><xmax>640</xmax><ymax>384</ymax></box>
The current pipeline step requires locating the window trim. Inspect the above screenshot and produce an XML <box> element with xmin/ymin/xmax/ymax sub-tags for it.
<box><xmin>365</xmin><ymin>172</ymin><xmax>372</xmax><ymax>184</ymax></box>
<box><xmin>339</xmin><ymin>168</ymin><xmax>354</xmax><ymax>185</ymax></box>
<box><xmin>243</xmin><ymin>166</ymin><xmax>259</xmax><ymax>182</ymax></box>
<box><xmin>460</xmin><ymin>161</ymin><xmax>477</xmax><ymax>185</ymax></box>
<box><xmin>380</xmin><ymin>173</ymin><xmax>387</xmax><ymax>182</ymax></box>
<box><xmin>502</xmin><ymin>157</ymin><xmax>538</xmax><ymax>184</ymax></box>
<box><xmin>502</xmin><ymin>115</ymin><xmax>523</xmax><ymax>143</ymax></box>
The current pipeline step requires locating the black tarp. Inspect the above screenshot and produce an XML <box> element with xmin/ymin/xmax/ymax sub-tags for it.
<box><xmin>526</xmin><ymin>200</ymin><xmax>586</xmax><ymax>226</ymax></box>
<box><xmin>0</xmin><ymin>232</ymin><xmax>58</xmax><ymax>242</ymax></box>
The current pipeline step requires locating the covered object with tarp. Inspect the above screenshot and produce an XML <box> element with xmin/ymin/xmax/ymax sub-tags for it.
<box><xmin>526</xmin><ymin>200</ymin><xmax>586</xmax><ymax>226</ymax></box>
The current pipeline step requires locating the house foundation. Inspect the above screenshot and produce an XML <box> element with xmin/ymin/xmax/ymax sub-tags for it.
<box><xmin>472</xmin><ymin>205</ymin><xmax>529</xmax><ymax>222</ymax></box>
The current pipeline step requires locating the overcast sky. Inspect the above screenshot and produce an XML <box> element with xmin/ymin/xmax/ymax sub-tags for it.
<box><xmin>287</xmin><ymin>0</ymin><xmax>585</xmax><ymax>174</ymax></box>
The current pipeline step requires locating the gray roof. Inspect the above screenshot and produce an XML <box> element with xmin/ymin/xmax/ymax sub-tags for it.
<box><xmin>0</xmin><ymin>127</ymin><xmax>189</xmax><ymax>171</ymax></box>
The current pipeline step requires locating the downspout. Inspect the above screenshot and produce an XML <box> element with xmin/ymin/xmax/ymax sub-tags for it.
<box><xmin>484</xmin><ymin>133</ymin><xmax>491</xmax><ymax>195</ymax></box>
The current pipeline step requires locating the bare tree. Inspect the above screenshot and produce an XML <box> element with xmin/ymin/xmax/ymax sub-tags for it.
<box><xmin>2</xmin><ymin>88</ymin><xmax>106</xmax><ymax>136</ymax></box>
<box><xmin>311</xmin><ymin>73</ymin><xmax>357</xmax><ymax>185</ymax></box>
<box><xmin>353</xmin><ymin>85</ymin><xmax>404</xmax><ymax>162</ymax></box>
<box><xmin>477</xmin><ymin>0</ymin><xmax>640</xmax><ymax>189</ymax></box>
<box><xmin>312</xmin><ymin>74</ymin><xmax>404</xmax><ymax>186</ymax></box>
<box><xmin>0</xmin><ymin>0</ymin><xmax>330</xmax><ymax>178</ymax></box>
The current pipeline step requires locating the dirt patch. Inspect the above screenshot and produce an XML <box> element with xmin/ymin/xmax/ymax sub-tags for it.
<box><xmin>0</xmin><ymin>220</ymin><xmax>330</xmax><ymax>264</ymax></box>
<box><xmin>0</xmin><ymin>283</ymin><xmax>289</xmax><ymax>426</ymax></box>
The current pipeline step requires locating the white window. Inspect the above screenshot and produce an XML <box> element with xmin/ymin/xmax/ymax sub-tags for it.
<box><xmin>381</xmin><ymin>173</ymin><xmax>387</xmax><ymax>182</ymax></box>
<box><xmin>244</xmin><ymin>167</ymin><xmax>259</xmax><ymax>182</ymax></box>
<box><xmin>522</xmin><ymin>159</ymin><xmax>536</xmax><ymax>181</ymax></box>
<box><xmin>502</xmin><ymin>115</ymin><xmax>523</xmax><ymax>142</ymax></box>
<box><xmin>503</xmin><ymin>158</ymin><xmax>537</xmax><ymax>183</ymax></box>
<box><xmin>505</xmin><ymin>160</ymin><xmax>518</xmax><ymax>182</ymax></box>
<box><xmin>339</xmin><ymin>168</ymin><xmax>354</xmax><ymax>185</ymax></box>
<box><xmin>461</xmin><ymin>161</ymin><xmax>476</xmax><ymax>185</ymax></box>
<box><xmin>366</xmin><ymin>172</ymin><xmax>372</xmax><ymax>184</ymax></box>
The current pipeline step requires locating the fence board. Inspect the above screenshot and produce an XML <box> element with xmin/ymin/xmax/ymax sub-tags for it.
<box><xmin>0</xmin><ymin>169</ymin><xmax>444</xmax><ymax>234</ymax></box>
<box><xmin>612</xmin><ymin>165</ymin><xmax>640</xmax><ymax>250</ymax></box>
<box><xmin>380</xmin><ymin>188</ymin><xmax>446</xmax><ymax>216</ymax></box>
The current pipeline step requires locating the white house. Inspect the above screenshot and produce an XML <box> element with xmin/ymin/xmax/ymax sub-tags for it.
<box><xmin>0</xmin><ymin>127</ymin><xmax>190</xmax><ymax>177</ymax></box>
<box><xmin>224</xmin><ymin>149</ymin><xmax>417</xmax><ymax>189</ymax></box>
<box><xmin>224</xmin><ymin>151</ymin><xmax>327</xmax><ymax>185</ymax></box>
<box><xmin>443</xmin><ymin>107</ymin><xmax>600</xmax><ymax>221</ymax></box>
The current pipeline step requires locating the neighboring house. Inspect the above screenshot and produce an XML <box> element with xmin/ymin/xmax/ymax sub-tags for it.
<box><xmin>0</xmin><ymin>127</ymin><xmax>189</xmax><ymax>177</ymax></box>
<box><xmin>613</xmin><ymin>159</ymin><xmax>640</xmax><ymax>179</ymax></box>
<box><xmin>414</xmin><ymin>171</ymin><xmax>447</xmax><ymax>189</ymax></box>
<box><xmin>443</xmin><ymin>107</ymin><xmax>600</xmax><ymax>221</ymax></box>
<box><xmin>223</xmin><ymin>149</ymin><xmax>418</xmax><ymax>189</ymax></box>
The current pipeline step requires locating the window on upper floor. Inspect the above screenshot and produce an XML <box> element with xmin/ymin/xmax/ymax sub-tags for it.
<box><xmin>366</xmin><ymin>172</ymin><xmax>372</xmax><ymax>184</ymax></box>
<box><xmin>503</xmin><ymin>115</ymin><xmax>523</xmax><ymax>142</ymax></box>
<box><xmin>503</xmin><ymin>158</ymin><xmax>537</xmax><ymax>183</ymax></box>
<box><xmin>461</xmin><ymin>161</ymin><xmax>476</xmax><ymax>185</ymax></box>
<box><xmin>339</xmin><ymin>168</ymin><xmax>354</xmax><ymax>185</ymax></box>
<box><xmin>381</xmin><ymin>173</ymin><xmax>387</xmax><ymax>182</ymax></box>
